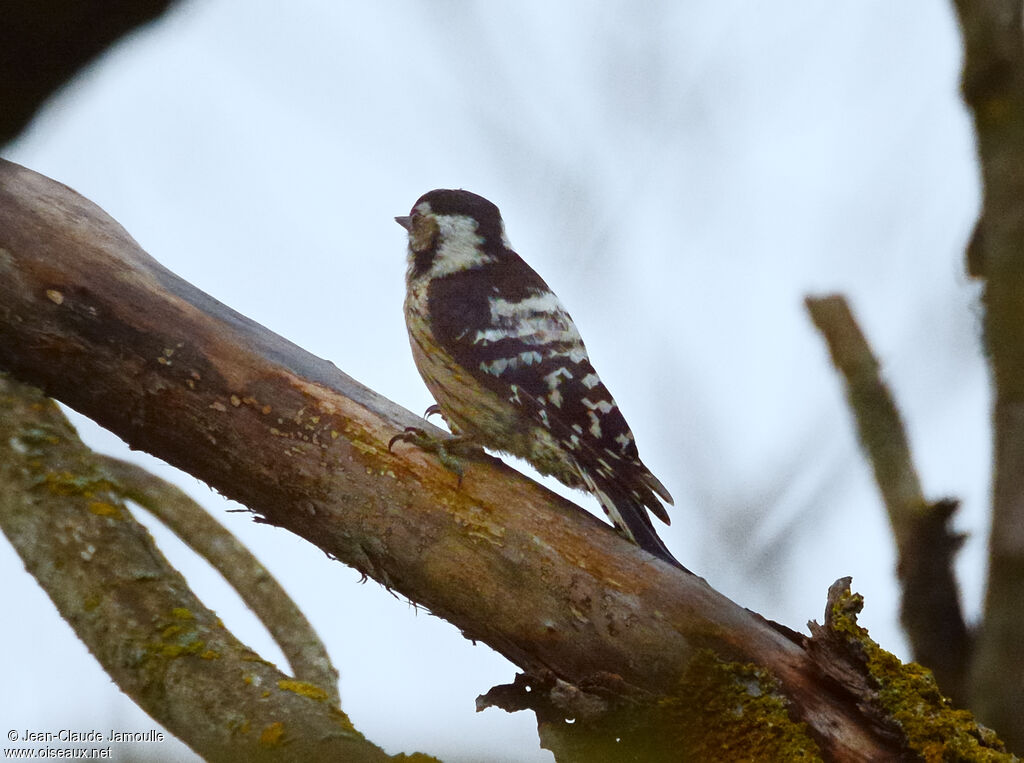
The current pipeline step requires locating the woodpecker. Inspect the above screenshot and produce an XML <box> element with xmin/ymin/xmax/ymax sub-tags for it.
<box><xmin>396</xmin><ymin>189</ymin><xmax>683</xmax><ymax>569</ymax></box>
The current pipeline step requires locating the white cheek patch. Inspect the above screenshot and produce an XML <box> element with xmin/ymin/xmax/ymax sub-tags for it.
<box><xmin>425</xmin><ymin>215</ymin><xmax>496</xmax><ymax>277</ymax></box>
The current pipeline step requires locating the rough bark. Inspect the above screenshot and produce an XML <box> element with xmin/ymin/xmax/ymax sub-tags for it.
<box><xmin>96</xmin><ymin>454</ymin><xmax>341</xmax><ymax>707</ymax></box>
<box><xmin>0</xmin><ymin>374</ymin><xmax>391</xmax><ymax>762</ymax></box>
<box><xmin>0</xmin><ymin>159</ymin><xmax>1008</xmax><ymax>760</ymax></box>
<box><xmin>954</xmin><ymin>1</ymin><xmax>1024</xmax><ymax>749</ymax></box>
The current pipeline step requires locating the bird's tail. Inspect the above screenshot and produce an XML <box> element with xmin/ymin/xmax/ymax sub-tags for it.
<box><xmin>579</xmin><ymin>468</ymin><xmax>690</xmax><ymax>572</ymax></box>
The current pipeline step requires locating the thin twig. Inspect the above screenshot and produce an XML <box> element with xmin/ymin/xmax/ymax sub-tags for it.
<box><xmin>96</xmin><ymin>455</ymin><xmax>340</xmax><ymax>706</ymax></box>
<box><xmin>806</xmin><ymin>294</ymin><xmax>969</xmax><ymax>702</ymax></box>
<box><xmin>0</xmin><ymin>375</ymin><xmax>388</xmax><ymax>762</ymax></box>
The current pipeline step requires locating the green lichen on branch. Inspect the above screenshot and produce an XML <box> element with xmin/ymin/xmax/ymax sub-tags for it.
<box><xmin>665</xmin><ymin>649</ymin><xmax>822</xmax><ymax>761</ymax></box>
<box><xmin>145</xmin><ymin>607</ymin><xmax>209</xmax><ymax>659</ymax></box>
<box><xmin>821</xmin><ymin>582</ymin><xmax>1009</xmax><ymax>761</ymax></box>
<box><xmin>277</xmin><ymin>679</ymin><xmax>330</xmax><ymax>702</ymax></box>
<box><xmin>526</xmin><ymin>650</ymin><xmax>821</xmax><ymax>762</ymax></box>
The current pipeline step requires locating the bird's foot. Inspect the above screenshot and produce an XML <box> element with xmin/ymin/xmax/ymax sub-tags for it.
<box><xmin>388</xmin><ymin>427</ymin><xmax>484</xmax><ymax>483</ymax></box>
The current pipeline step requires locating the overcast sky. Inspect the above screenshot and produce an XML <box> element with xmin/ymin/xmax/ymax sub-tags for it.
<box><xmin>2</xmin><ymin>2</ymin><xmax>982</xmax><ymax>761</ymax></box>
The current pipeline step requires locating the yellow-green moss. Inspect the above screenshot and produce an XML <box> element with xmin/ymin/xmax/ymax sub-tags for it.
<box><xmin>87</xmin><ymin>500</ymin><xmax>123</xmax><ymax>519</ymax></box>
<box><xmin>277</xmin><ymin>679</ymin><xmax>329</xmax><ymax>702</ymax></box>
<box><xmin>259</xmin><ymin>721</ymin><xmax>285</xmax><ymax>747</ymax></box>
<box><xmin>145</xmin><ymin>609</ymin><xmax>207</xmax><ymax>660</ymax></box>
<box><xmin>147</xmin><ymin>639</ymin><xmax>206</xmax><ymax>659</ymax></box>
<box><xmin>36</xmin><ymin>470</ymin><xmax>118</xmax><ymax>498</ymax></box>
<box><xmin>325</xmin><ymin>705</ymin><xmax>359</xmax><ymax>734</ymax></box>
<box><xmin>540</xmin><ymin>650</ymin><xmax>821</xmax><ymax>761</ymax></box>
<box><xmin>666</xmin><ymin>649</ymin><xmax>822</xmax><ymax>761</ymax></box>
<box><xmin>160</xmin><ymin>624</ymin><xmax>185</xmax><ymax>640</ymax></box>
<box><xmin>828</xmin><ymin>587</ymin><xmax>1009</xmax><ymax>761</ymax></box>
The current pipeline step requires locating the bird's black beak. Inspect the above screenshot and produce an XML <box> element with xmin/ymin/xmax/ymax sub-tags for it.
<box><xmin>394</xmin><ymin>215</ymin><xmax>412</xmax><ymax>231</ymax></box>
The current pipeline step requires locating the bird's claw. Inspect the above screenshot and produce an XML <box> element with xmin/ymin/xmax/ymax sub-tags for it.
<box><xmin>388</xmin><ymin>426</ymin><xmax>480</xmax><ymax>484</ymax></box>
<box><xmin>388</xmin><ymin>427</ymin><xmax>429</xmax><ymax>452</ymax></box>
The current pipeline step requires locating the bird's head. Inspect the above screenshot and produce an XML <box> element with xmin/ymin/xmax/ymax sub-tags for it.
<box><xmin>397</xmin><ymin>189</ymin><xmax>511</xmax><ymax>279</ymax></box>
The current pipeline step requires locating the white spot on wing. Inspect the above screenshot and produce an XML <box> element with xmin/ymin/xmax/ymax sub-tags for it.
<box><xmin>489</xmin><ymin>291</ymin><xmax>563</xmax><ymax>318</ymax></box>
<box><xmin>480</xmin><ymin>357</ymin><xmax>509</xmax><ymax>376</ymax></box>
<box><xmin>484</xmin><ymin>293</ymin><xmax>584</xmax><ymax>347</ymax></box>
<box><xmin>479</xmin><ymin>350</ymin><xmax>542</xmax><ymax>377</ymax></box>
<box><xmin>543</xmin><ymin>367</ymin><xmax>573</xmax><ymax>408</ymax></box>
<box><xmin>581</xmin><ymin>397</ymin><xmax>615</xmax><ymax>414</ymax></box>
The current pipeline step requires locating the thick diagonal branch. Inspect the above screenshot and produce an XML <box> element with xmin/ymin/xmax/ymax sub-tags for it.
<box><xmin>806</xmin><ymin>295</ymin><xmax>969</xmax><ymax>703</ymax></box>
<box><xmin>0</xmin><ymin>158</ymin><xmax>987</xmax><ymax>759</ymax></box>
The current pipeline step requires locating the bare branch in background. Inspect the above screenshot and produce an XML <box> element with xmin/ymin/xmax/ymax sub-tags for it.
<box><xmin>96</xmin><ymin>455</ymin><xmax>341</xmax><ymax>707</ymax></box>
<box><xmin>0</xmin><ymin>375</ymin><xmax>391</xmax><ymax>762</ymax></box>
<box><xmin>954</xmin><ymin>0</ymin><xmax>1024</xmax><ymax>748</ymax></box>
<box><xmin>806</xmin><ymin>294</ymin><xmax>969</xmax><ymax>703</ymax></box>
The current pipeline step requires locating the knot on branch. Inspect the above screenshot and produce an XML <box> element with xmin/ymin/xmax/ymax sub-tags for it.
<box><xmin>477</xmin><ymin>671</ymin><xmax>616</xmax><ymax>724</ymax></box>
